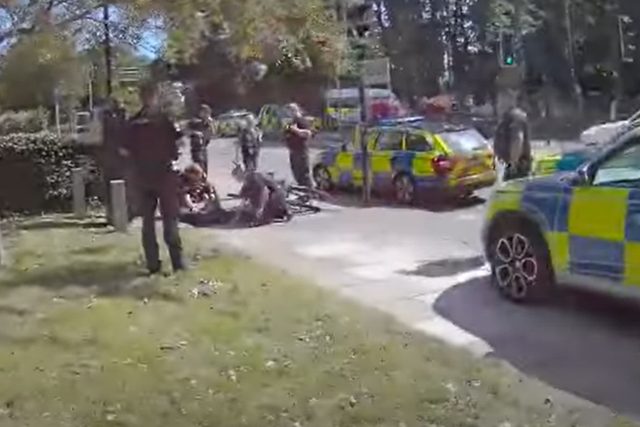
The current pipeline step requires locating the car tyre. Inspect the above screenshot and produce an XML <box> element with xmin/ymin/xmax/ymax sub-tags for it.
<box><xmin>313</xmin><ymin>165</ymin><xmax>333</xmax><ymax>191</ymax></box>
<box><xmin>488</xmin><ymin>218</ymin><xmax>554</xmax><ymax>304</ymax></box>
<box><xmin>393</xmin><ymin>173</ymin><xmax>415</xmax><ymax>205</ymax></box>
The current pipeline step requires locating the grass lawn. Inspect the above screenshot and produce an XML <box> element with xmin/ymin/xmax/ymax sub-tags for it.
<box><xmin>0</xmin><ymin>214</ymin><xmax>634</xmax><ymax>427</ymax></box>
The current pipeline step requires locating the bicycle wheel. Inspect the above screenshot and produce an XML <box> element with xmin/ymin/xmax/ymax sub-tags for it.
<box><xmin>287</xmin><ymin>199</ymin><xmax>321</xmax><ymax>216</ymax></box>
<box><xmin>286</xmin><ymin>186</ymin><xmax>317</xmax><ymax>203</ymax></box>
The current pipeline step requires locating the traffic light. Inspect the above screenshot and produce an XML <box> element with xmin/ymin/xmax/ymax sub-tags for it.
<box><xmin>500</xmin><ymin>33</ymin><xmax>516</xmax><ymax>67</ymax></box>
<box><xmin>618</xmin><ymin>15</ymin><xmax>637</xmax><ymax>63</ymax></box>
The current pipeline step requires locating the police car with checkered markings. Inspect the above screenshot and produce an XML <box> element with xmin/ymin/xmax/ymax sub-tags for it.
<box><xmin>483</xmin><ymin>126</ymin><xmax>640</xmax><ymax>303</ymax></box>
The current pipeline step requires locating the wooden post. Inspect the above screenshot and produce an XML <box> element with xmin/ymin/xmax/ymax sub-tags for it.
<box><xmin>0</xmin><ymin>228</ymin><xmax>5</xmax><ymax>267</ymax></box>
<box><xmin>358</xmin><ymin>79</ymin><xmax>371</xmax><ymax>204</ymax></box>
<box><xmin>72</xmin><ymin>167</ymin><xmax>86</xmax><ymax>217</ymax></box>
<box><xmin>110</xmin><ymin>180</ymin><xmax>128</xmax><ymax>232</ymax></box>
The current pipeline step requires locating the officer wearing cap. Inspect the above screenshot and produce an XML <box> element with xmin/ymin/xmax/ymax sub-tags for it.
<box><xmin>283</xmin><ymin>103</ymin><xmax>313</xmax><ymax>187</ymax></box>
<box><xmin>120</xmin><ymin>82</ymin><xmax>185</xmax><ymax>275</ymax></box>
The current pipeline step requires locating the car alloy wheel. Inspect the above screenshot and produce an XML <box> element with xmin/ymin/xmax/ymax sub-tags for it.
<box><xmin>394</xmin><ymin>175</ymin><xmax>414</xmax><ymax>204</ymax></box>
<box><xmin>493</xmin><ymin>233</ymin><xmax>538</xmax><ymax>301</ymax></box>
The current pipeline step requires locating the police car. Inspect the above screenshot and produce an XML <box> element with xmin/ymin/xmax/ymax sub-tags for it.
<box><xmin>312</xmin><ymin>116</ymin><xmax>496</xmax><ymax>203</ymax></box>
<box><xmin>257</xmin><ymin>104</ymin><xmax>321</xmax><ymax>138</ymax></box>
<box><xmin>216</xmin><ymin>110</ymin><xmax>254</xmax><ymax>137</ymax></box>
<box><xmin>483</xmin><ymin>126</ymin><xmax>640</xmax><ymax>303</ymax></box>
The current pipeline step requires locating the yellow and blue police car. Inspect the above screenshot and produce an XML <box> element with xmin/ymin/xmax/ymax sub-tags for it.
<box><xmin>215</xmin><ymin>110</ymin><xmax>254</xmax><ymax>137</ymax></box>
<box><xmin>258</xmin><ymin>104</ymin><xmax>321</xmax><ymax>138</ymax></box>
<box><xmin>312</xmin><ymin>117</ymin><xmax>496</xmax><ymax>204</ymax></box>
<box><xmin>483</xmin><ymin>127</ymin><xmax>640</xmax><ymax>303</ymax></box>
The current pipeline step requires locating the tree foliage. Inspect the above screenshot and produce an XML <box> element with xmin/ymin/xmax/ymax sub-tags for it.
<box><xmin>0</xmin><ymin>31</ymin><xmax>83</xmax><ymax>109</ymax></box>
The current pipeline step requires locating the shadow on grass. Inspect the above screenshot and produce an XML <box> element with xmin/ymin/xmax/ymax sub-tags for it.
<box><xmin>16</xmin><ymin>216</ymin><xmax>109</xmax><ymax>231</ymax></box>
<box><xmin>0</xmin><ymin>304</ymin><xmax>30</xmax><ymax>317</ymax></box>
<box><xmin>1</xmin><ymin>259</ymin><xmax>184</xmax><ymax>303</ymax></box>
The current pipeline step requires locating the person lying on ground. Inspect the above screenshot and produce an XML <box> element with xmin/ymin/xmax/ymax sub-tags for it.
<box><xmin>231</xmin><ymin>163</ymin><xmax>291</xmax><ymax>227</ymax></box>
<box><xmin>178</xmin><ymin>164</ymin><xmax>231</xmax><ymax>226</ymax></box>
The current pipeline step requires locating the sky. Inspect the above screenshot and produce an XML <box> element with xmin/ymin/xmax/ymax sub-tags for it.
<box><xmin>136</xmin><ymin>30</ymin><xmax>165</xmax><ymax>59</ymax></box>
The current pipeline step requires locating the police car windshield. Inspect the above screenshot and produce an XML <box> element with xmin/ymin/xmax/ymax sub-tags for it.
<box><xmin>439</xmin><ymin>128</ymin><xmax>487</xmax><ymax>153</ymax></box>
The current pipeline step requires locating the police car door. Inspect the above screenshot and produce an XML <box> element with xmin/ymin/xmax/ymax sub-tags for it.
<box><xmin>351</xmin><ymin>126</ymin><xmax>380</xmax><ymax>186</ymax></box>
<box><xmin>404</xmin><ymin>130</ymin><xmax>435</xmax><ymax>183</ymax></box>
<box><xmin>368</xmin><ymin>128</ymin><xmax>405</xmax><ymax>191</ymax></box>
<box><xmin>567</xmin><ymin>133</ymin><xmax>640</xmax><ymax>287</ymax></box>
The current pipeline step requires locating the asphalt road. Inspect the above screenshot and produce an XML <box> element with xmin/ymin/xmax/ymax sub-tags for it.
<box><xmin>187</xmin><ymin>137</ymin><xmax>640</xmax><ymax>420</ymax></box>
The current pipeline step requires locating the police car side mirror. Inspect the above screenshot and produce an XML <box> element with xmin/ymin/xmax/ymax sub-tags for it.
<box><xmin>571</xmin><ymin>166</ymin><xmax>590</xmax><ymax>186</ymax></box>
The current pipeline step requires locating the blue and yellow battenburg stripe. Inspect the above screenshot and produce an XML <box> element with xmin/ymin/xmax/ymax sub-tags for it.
<box><xmin>321</xmin><ymin>149</ymin><xmax>445</xmax><ymax>189</ymax></box>
<box><xmin>486</xmin><ymin>176</ymin><xmax>640</xmax><ymax>285</ymax></box>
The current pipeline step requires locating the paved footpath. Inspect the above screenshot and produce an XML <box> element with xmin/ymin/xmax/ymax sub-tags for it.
<box><xmin>176</xmin><ymin>137</ymin><xmax>640</xmax><ymax>420</ymax></box>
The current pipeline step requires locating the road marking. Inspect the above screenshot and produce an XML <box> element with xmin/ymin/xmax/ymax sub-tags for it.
<box><xmin>456</xmin><ymin>213</ymin><xmax>478</xmax><ymax>221</ymax></box>
<box><xmin>295</xmin><ymin>240</ymin><xmax>367</xmax><ymax>258</ymax></box>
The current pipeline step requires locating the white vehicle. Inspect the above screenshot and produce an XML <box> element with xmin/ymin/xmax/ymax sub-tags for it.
<box><xmin>580</xmin><ymin>109</ymin><xmax>640</xmax><ymax>145</ymax></box>
<box><xmin>323</xmin><ymin>87</ymin><xmax>400</xmax><ymax>124</ymax></box>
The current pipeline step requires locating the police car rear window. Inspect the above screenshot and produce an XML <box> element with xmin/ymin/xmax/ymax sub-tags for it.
<box><xmin>439</xmin><ymin>128</ymin><xmax>487</xmax><ymax>153</ymax></box>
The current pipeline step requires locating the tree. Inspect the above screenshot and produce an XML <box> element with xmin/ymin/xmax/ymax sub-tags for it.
<box><xmin>79</xmin><ymin>44</ymin><xmax>152</xmax><ymax>111</ymax></box>
<box><xmin>0</xmin><ymin>31</ymin><xmax>84</xmax><ymax>110</ymax></box>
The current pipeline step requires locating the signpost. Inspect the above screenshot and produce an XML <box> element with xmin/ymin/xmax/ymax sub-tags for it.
<box><xmin>359</xmin><ymin>56</ymin><xmax>391</xmax><ymax>204</ymax></box>
<box><xmin>361</xmin><ymin>58</ymin><xmax>391</xmax><ymax>86</ymax></box>
<box><xmin>118</xmin><ymin>67</ymin><xmax>142</xmax><ymax>84</ymax></box>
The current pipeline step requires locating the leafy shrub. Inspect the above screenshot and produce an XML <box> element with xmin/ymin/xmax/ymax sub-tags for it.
<box><xmin>0</xmin><ymin>108</ymin><xmax>49</xmax><ymax>136</ymax></box>
<box><xmin>0</xmin><ymin>132</ymin><xmax>98</xmax><ymax>215</ymax></box>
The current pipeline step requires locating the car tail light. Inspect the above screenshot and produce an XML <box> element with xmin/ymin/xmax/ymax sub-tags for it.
<box><xmin>432</xmin><ymin>154</ymin><xmax>454</xmax><ymax>176</ymax></box>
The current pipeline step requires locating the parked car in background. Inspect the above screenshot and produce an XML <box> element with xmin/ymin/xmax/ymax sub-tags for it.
<box><xmin>257</xmin><ymin>104</ymin><xmax>321</xmax><ymax>139</ymax></box>
<box><xmin>533</xmin><ymin>120</ymin><xmax>640</xmax><ymax>176</ymax></box>
<box><xmin>215</xmin><ymin>110</ymin><xmax>255</xmax><ymax>137</ymax></box>
<box><xmin>580</xmin><ymin>109</ymin><xmax>640</xmax><ymax>145</ymax></box>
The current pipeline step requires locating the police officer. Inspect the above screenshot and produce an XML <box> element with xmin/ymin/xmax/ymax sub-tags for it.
<box><xmin>283</xmin><ymin>103</ymin><xmax>313</xmax><ymax>187</ymax></box>
<box><xmin>120</xmin><ymin>82</ymin><xmax>185</xmax><ymax>275</ymax></box>
<box><xmin>493</xmin><ymin>105</ymin><xmax>531</xmax><ymax>181</ymax></box>
<box><xmin>236</xmin><ymin>115</ymin><xmax>262</xmax><ymax>171</ymax></box>
<box><xmin>188</xmin><ymin>104</ymin><xmax>214</xmax><ymax>173</ymax></box>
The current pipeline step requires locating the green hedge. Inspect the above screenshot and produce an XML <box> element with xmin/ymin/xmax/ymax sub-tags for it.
<box><xmin>0</xmin><ymin>132</ymin><xmax>99</xmax><ymax>215</ymax></box>
<box><xmin>0</xmin><ymin>109</ymin><xmax>49</xmax><ymax>136</ymax></box>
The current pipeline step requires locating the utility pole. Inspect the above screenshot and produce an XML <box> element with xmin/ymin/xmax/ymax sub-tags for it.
<box><xmin>564</xmin><ymin>0</ymin><xmax>582</xmax><ymax>115</ymax></box>
<box><xmin>103</xmin><ymin>3</ymin><xmax>113</xmax><ymax>97</ymax></box>
<box><xmin>358</xmin><ymin>61</ymin><xmax>371</xmax><ymax>204</ymax></box>
<box><xmin>102</xmin><ymin>2</ymin><xmax>115</xmax><ymax>223</ymax></box>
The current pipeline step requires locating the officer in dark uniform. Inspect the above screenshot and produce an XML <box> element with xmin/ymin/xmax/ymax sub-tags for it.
<box><xmin>237</xmin><ymin>115</ymin><xmax>262</xmax><ymax>171</ymax></box>
<box><xmin>188</xmin><ymin>104</ymin><xmax>214</xmax><ymax>173</ymax></box>
<box><xmin>120</xmin><ymin>82</ymin><xmax>185</xmax><ymax>274</ymax></box>
<box><xmin>283</xmin><ymin>103</ymin><xmax>314</xmax><ymax>187</ymax></box>
<box><xmin>493</xmin><ymin>106</ymin><xmax>531</xmax><ymax>181</ymax></box>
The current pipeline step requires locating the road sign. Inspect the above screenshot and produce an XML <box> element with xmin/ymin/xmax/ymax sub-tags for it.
<box><xmin>118</xmin><ymin>67</ymin><xmax>142</xmax><ymax>83</ymax></box>
<box><xmin>361</xmin><ymin>57</ymin><xmax>390</xmax><ymax>86</ymax></box>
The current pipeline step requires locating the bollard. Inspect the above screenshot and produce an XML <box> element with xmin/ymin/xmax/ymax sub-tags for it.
<box><xmin>110</xmin><ymin>180</ymin><xmax>128</xmax><ymax>232</ymax></box>
<box><xmin>72</xmin><ymin>167</ymin><xmax>86</xmax><ymax>216</ymax></box>
<box><xmin>0</xmin><ymin>228</ymin><xmax>5</xmax><ymax>267</ymax></box>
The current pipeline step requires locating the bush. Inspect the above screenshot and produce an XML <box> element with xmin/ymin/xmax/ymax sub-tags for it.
<box><xmin>0</xmin><ymin>108</ymin><xmax>49</xmax><ymax>136</ymax></box>
<box><xmin>0</xmin><ymin>132</ymin><xmax>99</xmax><ymax>215</ymax></box>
